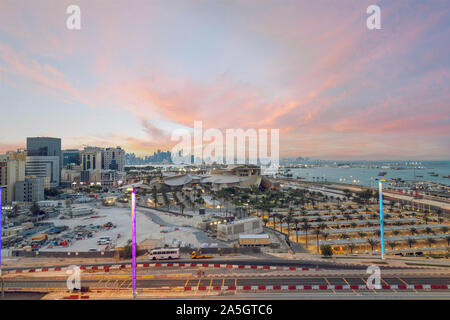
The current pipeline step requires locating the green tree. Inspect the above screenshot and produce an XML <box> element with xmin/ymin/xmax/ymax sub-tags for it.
<box><xmin>406</xmin><ymin>238</ymin><xmax>417</xmax><ymax>249</ymax></box>
<box><xmin>367</xmin><ymin>238</ymin><xmax>379</xmax><ymax>253</ymax></box>
<box><xmin>348</xmin><ymin>243</ymin><xmax>356</xmax><ymax>254</ymax></box>
<box><xmin>30</xmin><ymin>202</ymin><xmax>40</xmax><ymax>216</ymax></box>
<box><xmin>320</xmin><ymin>244</ymin><xmax>333</xmax><ymax>257</ymax></box>
<box><xmin>312</xmin><ymin>229</ymin><xmax>321</xmax><ymax>253</ymax></box>
<box><xmin>426</xmin><ymin>237</ymin><xmax>436</xmax><ymax>248</ymax></box>
<box><xmin>300</xmin><ymin>221</ymin><xmax>311</xmax><ymax>248</ymax></box>
<box><xmin>388</xmin><ymin>241</ymin><xmax>397</xmax><ymax>251</ymax></box>
<box><xmin>121</xmin><ymin>239</ymin><xmax>133</xmax><ymax>259</ymax></box>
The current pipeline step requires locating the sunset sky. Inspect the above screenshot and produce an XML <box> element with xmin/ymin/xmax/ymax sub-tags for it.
<box><xmin>0</xmin><ymin>0</ymin><xmax>449</xmax><ymax>160</ymax></box>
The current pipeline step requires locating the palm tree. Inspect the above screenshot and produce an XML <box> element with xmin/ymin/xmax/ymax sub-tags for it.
<box><xmin>312</xmin><ymin>229</ymin><xmax>321</xmax><ymax>253</ymax></box>
<box><xmin>348</xmin><ymin>243</ymin><xmax>356</xmax><ymax>254</ymax></box>
<box><xmin>392</xmin><ymin>230</ymin><xmax>400</xmax><ymax>236</ymax></box>
<box><xmin>322</xmin><ymin>232</ymin><xmax>329</xmax><ymax>242</ymax></box>
<box><xmin>424</xmin><ymin>227</ymin><xmax>434</xmax><ymax>235</ymax></box>
<box><xmin>300</xmin><ymin>221</ymin><xmax>311</xmax><ymax>248</ymax></box>
<box><xmin>367</xmin><ymin>239</ymin><xmax>379</xmax><ymax>253</ymax></box>
<box><xmin>180</xmin><ymin>202</ymin><xmax>185</xmax><ymax>215</ymax></box>
<box><xmin>294</xmin><ymin>218</ymin><xmax>300</xmax><ymax>243</ymax></box>
<box><xmin>445</xmin><ymin>235</ymin><xmax>450</xmax><ymax>246</ymax></box>
<box><xmin>388</xmin><ymin>241</ymin><xmax>397</xmax><ymax>251</ymax></box>
<box><xmin>284</xmin><ymin>215</ymin><xmax>294</xmax><ymax>239</ymax></box>
<box><xmin>357</xmin><ymin>231</ymin><xmax>367</xmax><ymax>238</ymax></box>
<box><xmin>409</xmin><ymin>227</ymin><xmax>417</xmax><ymax>236</ymax></box>
<box><xmin>340</xmin><ymin>233</ymin><xmax>350</xmax><ymax>240</ymax></box>
<box><xmin>277</xmin><ymin>214</ymin><xmax>284</xmax><ymax>233</ymax></box>
<box><xmin>426</xmin><ymin>237</ymin><xmax>436</xmax><ymax>248</ymax></box>
<box><xmin>406</xmin><ymin>238</ymin><xmax>417</xmax><ymax>249</ymax></box>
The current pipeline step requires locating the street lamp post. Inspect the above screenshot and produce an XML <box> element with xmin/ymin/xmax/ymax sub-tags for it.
<box><xmin>131</xmin><ymin>188</ymin><xmax>137</xmax><ymax>299</ymax></box>
<box><xmin>0</xmin><ymin>187</ymin><xmax>2</xmax><ymax>277</ymax></box>
<box><xmin>378</xmin><ymin>180</ymin><xmax>386</xmax><ymax>260</ymax></box>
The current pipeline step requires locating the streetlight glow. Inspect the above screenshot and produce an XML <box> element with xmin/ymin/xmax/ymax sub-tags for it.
<box><xmin>131</xmin><ymin>187</ymin><xmax>137</xmax><ymax>298</ymax></box>
<box><xmin>0</xmin><ymin>187</ymin><xmax>2</xmax><ymax>277</ymax></box>
<box><xmin>379</xmin><ymin>180</ymin><xmax>386</xmax><ymax>260</ymax></box>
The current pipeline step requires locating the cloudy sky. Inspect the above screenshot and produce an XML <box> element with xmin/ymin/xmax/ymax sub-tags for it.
<box><xmin>0</xmin><ymin>0</ymin><xmax>449</xmax><ymax>160</ymax></box>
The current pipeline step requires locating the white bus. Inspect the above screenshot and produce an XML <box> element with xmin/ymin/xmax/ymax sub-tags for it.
<box><xmin>149</xmin><ymin>248</ymin><xmax>180</xmax><ymax>260</ymax></box>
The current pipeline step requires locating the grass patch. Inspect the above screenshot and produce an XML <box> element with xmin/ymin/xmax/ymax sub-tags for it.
<box><xmin>405</xmin><ymin>262</ymin><xmax>450</xmax><ymax>268</ymax></box>
<box><xmin>361</xmin><ymin>261</ymin><xmax>388</xmax><ymax>265</ymax></box>
<box><xmin>335</xmin><ymin>256</ymin><xmax>378</xmax><ymax>259</ymax></box>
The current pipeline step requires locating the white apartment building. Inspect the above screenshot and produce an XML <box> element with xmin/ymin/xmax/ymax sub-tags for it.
<box><xmin>102</xmin><ymin>147</ymin><xmax>125</xmax><ymax>171</ymax></box>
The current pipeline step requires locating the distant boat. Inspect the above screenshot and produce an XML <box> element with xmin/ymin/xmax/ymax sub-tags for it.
<box><xmin>378</xmin><ymin>172</ymin><xmax>387</xmax><ymax>176</ymax></box>
<box><xmin>443</xmin><ymin>175</ymin><xmax>450</xmax><ymax>179</ymax></box>
<box><xmin>430</xmin><ymin>173</ymin><xmax>439</xmax><ymax>177</ymax></box>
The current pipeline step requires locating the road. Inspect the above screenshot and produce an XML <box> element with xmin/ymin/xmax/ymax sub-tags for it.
<box><xmin>2</xmin><ymin>257</ymin><xmax>411</xmax><ymax>272</ymax></box>
<box><xmin>3</xmin><ymin>275</ymin><xmax>449</xmax><ymax>289</ymax></box>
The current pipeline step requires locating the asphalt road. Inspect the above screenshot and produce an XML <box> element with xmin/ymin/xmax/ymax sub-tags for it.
<box><xmin>3</xmin><ymin>275</ymin><xmax>449</xmax><ymax>290</ymax></box>
<box><xmin>2</xmin><ymin>257</ymin><xmax>408</xmax><ymax>272</ymax></box>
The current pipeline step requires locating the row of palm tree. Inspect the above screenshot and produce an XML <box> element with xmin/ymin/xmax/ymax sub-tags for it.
<box><xmin>345</xmin><ymin>235</ymin><xmax>450</xmax><ymax>253</ymax></box>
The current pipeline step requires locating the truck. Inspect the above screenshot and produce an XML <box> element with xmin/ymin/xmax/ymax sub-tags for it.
<box><xmin>191</xmin><ymin>251</ymin><xmax>212</xmax><ymax>259</ymax></box>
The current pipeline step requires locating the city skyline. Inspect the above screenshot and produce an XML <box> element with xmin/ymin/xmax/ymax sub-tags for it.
<box><xmin>1</xmin><ymin>1</ymin><xmax>449</xmax><ymax>160</ymax></box>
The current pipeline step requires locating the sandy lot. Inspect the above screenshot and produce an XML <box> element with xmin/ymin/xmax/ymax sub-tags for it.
<box><xmin>38</xmin><ymin>205</ymin><xmax>204</xmax><ymax>252</ymax></box>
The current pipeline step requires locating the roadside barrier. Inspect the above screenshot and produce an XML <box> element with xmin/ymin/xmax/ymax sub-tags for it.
<box><xmin>4</xmin><ymin>263</ymin><xmax>322</xmax><ymax>274</ymax></box>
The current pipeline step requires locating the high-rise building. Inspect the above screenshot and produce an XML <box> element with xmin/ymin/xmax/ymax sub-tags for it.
<box><xmin>0</xmin><ymin>151</ymin><xmax>26</xmax><ymax>204</ymax></box>
<box><xmin>26</xmin><ymin>137</ymin><xmax>62</xmax><ymax>185</ymax></box>
<box><xmin>80</xmin><ymin>147</ymin><xmax>102</xmax><ymax>171</ymax></box>
<box><xmin>62</xmin><ymin>149</ymin><xmax>80</xmax><ymax>166</ymax></box>
<box><xmin>15</xmin><ymin>177</ymin><xmax>45</xmax><ymax>202</ymax></box>
<box><xmin>25</xmin><ymin>156</ymin><xmax>60</xmax><ymax>189</ymax></box>
<box><xmin>102</xmin><ymin>147</ymin><xmax>125</xmax><ymax>171</ymax></box>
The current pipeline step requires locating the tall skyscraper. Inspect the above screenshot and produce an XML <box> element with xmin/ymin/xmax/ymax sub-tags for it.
<box><xmin>103</xmin><ymin>147</ymin><xmax>125</xmax><ymax>171</ymax></box>
<box><xmin>80</xmin><ymin>147</ymin><xmax>102</xmax><ymax>171</ymax></box>
<box><xmin>0</xmin><ymin>151</ymin><xmax>26</xmax><ymax>204</ymax></box>
<box><xmin>25</xmin><ymin>156</ymin><xmax>60</xmax><ymax>188</ymax></box>
<box><xmin>15</xmin><ymin>177</ymin><xmax>45</xmax><ymax>202</ymax></box>
<box><xmin>26</xmin><ymin>137</ymin><xmax>62</xmax><ymax>185</ymax></box>
<box><xmin>62</xmin><ymin>149</ymin><xmax>80</xmax><ymax>166</ymax></box>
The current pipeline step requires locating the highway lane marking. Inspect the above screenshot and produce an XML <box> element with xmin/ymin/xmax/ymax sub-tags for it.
<box><xmin>118</xmin><ymin>280</ymin><xmax>127</xmax><ymax>288</ymax></box>
<box><xmin>361</xmin><ymin>277</ymin><xmax>376</xmax><ymax>294</ymax></box>
<box><xmin>382</xmin><ymin>279</ymin><xmax>397</xmax><ymax>293</ymax></box>
<box><xmin>126</xmin><ymin>281</ymin><xmax>132</xmax><ymax>288</ymax></box>
<box><xmin>342</xmin><ymin>277</ymin><xmax>356</xmax><ymax>294</ymax></box>
<box><xmin>196</xmin><ymin>278</ymin><xmax>201</xmax><ymax>287</ymax></box>
<box><xmin>97</xmin><ymin>279</ymin><xmax>103</xmax><ymax>284</ymax></box>
<box><xmin>185</xmin><ymin>279</ymin><xmax>189</xmax><ymax>287</ymax></box>
<box><xmin>208</xmin><ymin>278</ymin><xmax>213</xmax><ymax>293</ymax></box>
<box><xmin>222</xmin><ymin>278</ymin><xmax>225</xmax><ymax>287</ymax></box>
<box><xmin>398</xmin><ymin>277</ymin><xmax>418</xmax><ymax>293</ymax></box>
<box><xmin>324</xmin><ymin>277</ymin><xmax>335</xmax><ymax>293</ymax></box>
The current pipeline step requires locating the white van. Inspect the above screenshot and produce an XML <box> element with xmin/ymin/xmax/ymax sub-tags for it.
<box><xmin>97</xmin><ymin>237</ymin><xmax>111</xmax><ymax>245</ymax></box>
<box><xmin>149</xmin><ymin>248</ymin><xmax>180</xmax><ymax>260</ymax></box>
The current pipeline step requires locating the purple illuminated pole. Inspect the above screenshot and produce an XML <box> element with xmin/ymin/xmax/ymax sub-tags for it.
<box><xmin>131</xmin><ymin>188</ymin><xmax>137</xmax><ymax>298</ymax></box>
<box><xmin>0</xmin><ymin>187</ymin><xmax>2</xmax><ymax>277</ymax></box>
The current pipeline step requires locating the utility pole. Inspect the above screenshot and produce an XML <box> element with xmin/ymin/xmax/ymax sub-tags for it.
<box><xmin>378</xmin><ymin>180</ymin><xmax>386</xmax><ymax>260</ymax></box>
<box><xmin>1</xmin><ymin>187</ymin><xmax>4</xmax><ymax>298</ymax></box>
<box><xmin>131</xmin><ymin>188</ymin><xmax>137</xmax><ymax>299</ymax></box>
